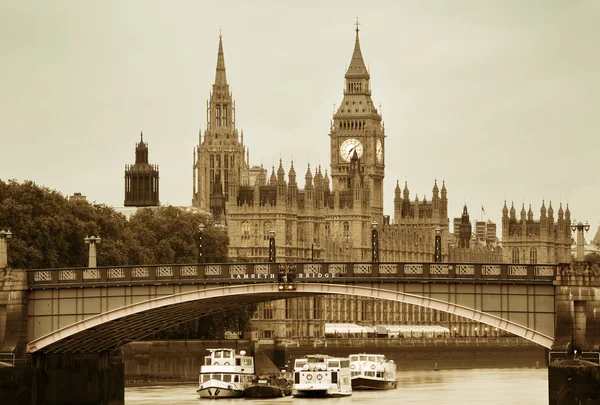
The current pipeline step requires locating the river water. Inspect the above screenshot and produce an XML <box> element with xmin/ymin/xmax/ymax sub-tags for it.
<box><xmin>125</xmin><ymin>368</ymin><xmax>548</xmax><ymax>404</ymax></box>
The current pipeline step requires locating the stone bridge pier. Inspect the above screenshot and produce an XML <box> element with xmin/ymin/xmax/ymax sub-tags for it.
<box><xmin>549</xmin><ymin>263</ymin><xmax>600</xmax><ymax>404</ymax></box>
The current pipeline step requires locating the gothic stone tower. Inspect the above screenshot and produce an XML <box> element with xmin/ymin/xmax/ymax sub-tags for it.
<box><xmin>124</xmin><ymin>132</ymin><xmax>160</xmax><ymax>207</ymax></box>
<box><xmin>193</xmin><ymin>34</ymin><xmax>248</xmax><ymax>218</ymax></box>
<box><xmin>329</xmin><ymin>22</ymin><xmax>384</xmax><ymax>224</ymax></box>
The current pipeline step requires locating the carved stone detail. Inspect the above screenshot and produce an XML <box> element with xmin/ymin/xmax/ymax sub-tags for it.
<box><xmin>354</xmin><ymin>264</ymin><xmax>372</xmax><ymax>274</ymax></box>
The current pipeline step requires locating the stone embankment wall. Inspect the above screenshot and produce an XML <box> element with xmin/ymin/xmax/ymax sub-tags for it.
<box><xmin>121</xmin><ymin>337</ymin><xmax>546</xmax><ymax>383</ymax></box>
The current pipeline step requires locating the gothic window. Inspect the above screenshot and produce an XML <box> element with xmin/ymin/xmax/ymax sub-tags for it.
<box><xmin>285</xmin><ymin>221</ymin><xmax>293</xmax><ymax>245</ymax></box>
<box><xmin>263</xmin><ymin>301</ymin><xmax>274</xmax><ymax>320</ymax></box>
<box><xmin>263</xmin><ymin>221</ymin><xmax>272</xmax><ymax>240</ymax></box>
<box><xmin>512</xmin><ymin>248</ymin><xmax>520</xmax><ymax>264</ymax></box>
<box><xmin>216</xmin><ymin>105</ymin><xmax>221</xmax><ymax>126</ymax></box>
<box><xmin>343</xmin><ymin>221</ymin><xmax>350</xmax><ymax>242</ymax></box>
<box><xmin>530</xmin><ymin>248</ymin><xmax>537</xmax><ymax>264</ymax></box>
<box><xmin>241</xmin><ymin>221</ymin><xmax>250</xmax><ymax>242</ymax></box>
<box><xmin>209</xmin><ymin>154</ymin><xmax>215</xmax><ymax>193</ymax></box>
<box><xmin>224</xmin><ymin>154</ymin><xmax>229</xmax><ymax>201</ymax></box>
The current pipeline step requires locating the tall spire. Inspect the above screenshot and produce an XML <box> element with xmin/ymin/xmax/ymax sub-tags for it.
<box><xmin>346</xmin><ymin>16</ymin><xmax>369</xmax><ymax>79</ymax></box>
<box><xmin>215</xmin><ymin>31</ymin><xmax>227</xmax><ymax>86</ymax></box>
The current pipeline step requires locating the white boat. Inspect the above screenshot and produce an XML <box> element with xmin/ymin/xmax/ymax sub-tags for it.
<box><xmin>197</xmin><ymin>348</ymin><xmax>255</xmax><ymax>399</ymax></box>
<box><xmin>292</xmin><ymin>354</ymin><xmax>352</xmax><ymax>397</ymax></box>
<box><xmin>349</xmin><ymin>353</ymin><xmax>397</xmax><ymax>390</ymax></box>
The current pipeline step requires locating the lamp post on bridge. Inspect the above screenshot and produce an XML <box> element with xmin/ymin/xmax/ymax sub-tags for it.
<box><xmin>371</xmin><ymin>221</ymin><xmax>379</xmax><ymax>262</ymax></box>
<box><xmin>0</xmin><ymin>230</ymin><xmax>12</xmax><ymax>269</ymax></box>
<box><xmin>268</xmin><ymin>229</ymin><xmax>276</xmax><ymax>263</ymax></box>
<box><xmin>434</xmin><ymin>227</ymin><xmax>442</xmax><ymax>262</ymax></box>
<box><xmin>311</xmin><ymin>241</ymin><xmax>316</xmax><ymax>262</ymax></box>
<box><xmin>84</xmin><ymin>236</ymin><xmax>101</xmax><ymax>268</ymax></box>
<box><xmin>571</xmin><ymin>221</ymin><xmax>590</xmax><ymax>262</ymax></box>
<box><xmin>198</xmin><ymin>223</ymin><xmax>205</xmax><ymax>263</ymax></box>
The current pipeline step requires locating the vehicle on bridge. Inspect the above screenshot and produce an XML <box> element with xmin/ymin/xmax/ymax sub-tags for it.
<box><xmin>349</xmin><ymin>353</ymin><xmax>397</xmax><ymax>390</ymax></box>
<box><xmin>197</xmin><ymin>348</ymin><xmax>255</xmax><ymax>399</ymax></box>
<box><xmin>292</xmin><ymin>354</ymin><xmax>352</xmax><ymax>397</ymax></box>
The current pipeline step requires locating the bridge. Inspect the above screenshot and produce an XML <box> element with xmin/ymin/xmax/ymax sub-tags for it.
<box><xmin>1</xmin><ymin>260</ymin><xmax>599</xmax><ymax>404</ymax></box>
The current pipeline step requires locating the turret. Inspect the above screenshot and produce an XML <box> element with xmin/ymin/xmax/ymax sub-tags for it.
<box><xmin>510</xmin><ymin>201</ymin><xmax>516</xmax><ymax>220</ymax></box>
<box><xmin>288</xmin><ymin>160</ymin><xmax>298</xmax><ymax>205</ymax></box>
<box><xmin>276</xmin><ymin>159</ymin><xmax>286</xmax><ymax>203</ymax></box>
<box><xmin>527</xmin><ymin>204</ymin><xmax>533</xmax><ymax>222</ymax></box>
<box><xmin>269</xmin><ymin>166</ymin><xmax>277</xmax><ymax>186</ymax></box>
<box><xmin>305</xmin><ymin>163</ymin><xmax>314</xmax><ymax>204</ymax></box>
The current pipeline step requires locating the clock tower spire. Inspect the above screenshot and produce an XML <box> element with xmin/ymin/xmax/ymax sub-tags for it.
<box><xmin>329</xmin><ymin>21</ymin><xmax>385</xmax><ymax>222</ymax></box>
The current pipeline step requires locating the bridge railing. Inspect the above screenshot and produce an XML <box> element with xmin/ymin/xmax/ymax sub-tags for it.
<box><xmin>26</xmin><ymin>262</ymin><xmax>557</xmax><ymax>288</ymax></box>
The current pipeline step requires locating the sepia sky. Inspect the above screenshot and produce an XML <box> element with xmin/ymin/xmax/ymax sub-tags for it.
<box><xmin>1</xmin><ymin>0</ymin><xmax>599</xmax><ymax>237</ymax></box>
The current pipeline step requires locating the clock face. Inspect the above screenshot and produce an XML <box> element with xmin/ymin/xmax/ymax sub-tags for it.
<box><xmin>376</xmin><ymin>139</ymin><xmax>383</xmax><ymax>163</ymax></box>
<box><xmin>340</xmin><ymin>138</ymin><xmax>363</xmax><ymax>162</ymax></box>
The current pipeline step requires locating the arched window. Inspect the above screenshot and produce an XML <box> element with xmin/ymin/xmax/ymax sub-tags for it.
<box><xmin>263</xmin><ymin>221</ymin><xmax>272</xmax><ymax>240</ymax></box>
<box><xmin>241</xmin><ymin>221</ymin><xmax>250</xmax><ymax>243</ymax></box>
<box><xmin>512</xmin><ymin>248</ymin><xmax>520</xmax><ymax>264</ymax></box>
<box><xmin>530</xmin><ymin>248</ymin><xmax>537</xmax><ymax>264</ymax></box>
<box><xmin>343</xmin><ymin>221</ymin><xmax>350</xmax><ymax>242</ymax></box>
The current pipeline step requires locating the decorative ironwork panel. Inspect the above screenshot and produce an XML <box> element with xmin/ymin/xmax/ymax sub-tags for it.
<box><xmin>34</xmin><ymin>271</ymin><xmax>52</xmax><ymax>282</ymax></box>
<box><xmin>156</xmin><ymin>266</ymin><xmax>173</xmax><ymax>277</ymax></box>
<box><xmin>535</xmin><ymin>266</ymin><xmax>555</xmax><ymax>277</ymax></box>
<box><xmin>132</xmin><ymin>267</ymin><xmax>149</xmax><ymax>278</ymax></box>
<box><xmin>59</xmin><ymin>270</ymin><xmax>77</xmax><ymax>281</ymax></box>
<box><xmin>430</xmin><ymin>264</ymin><xmax>449</xmax><ymax>275</ymax></box>
<box><xmin>107</xmin><ymin>268</ymin><xmax>125</xmax><ymax>279</ymax></box>
<box><xmin>456</xmin><ymin>265</ymin><xmax>475</xmax><ymax>275</ymax></box>
<box><xmin>404</xmin><ymin>264</ymin><xmax>423</xmax><ymax>275</ymax></box>
<box><xmin>229</xmin><ymin>265</ymin><xmax>246</xmax><ymax>276</ymax></box>
<box><xmin>303</xmin><ymin>264</ymin><xmax>321</xmax><ymax>274</ymax></box>
<box><xmin>254</xmin><ymin>265</ymin><xmax>269</xmax><ymax>275</ymax></box>
<box><xmin>482</xmin><ymin>265</ymin><xmax>501</xmax><ymax>276</ymax></box>
<box><xmin>180</xmin><ymin>266</ymin><xmax>198</xmax><ymax>277</ymax></box>
<box><xmin>205</xmin><ymin>265</ymin><xmax>222</xmax><ymax>276</ymax></box>
<box><xmin>379</xmin><ymin>264</ymin><xmax>397</xmax><ymax>274</ymax></box>
<box><xmin>354</xmin><ymin>264</ymin><xmax>372</xmax><ymax>274</ymax></box>
<box><xmin>83</xmin><ymin>269</ymin><xmax>100</xmax><ymax>280</ymax></box>
<box><xmin>508</xmin><ymin>266</ymin><xmax>528</xmax><ymax>276</ymax></box>
<box><xmin>328</xmin><ymin>264</ymin><xmax>346</xmax><ymax>274</ymax></box>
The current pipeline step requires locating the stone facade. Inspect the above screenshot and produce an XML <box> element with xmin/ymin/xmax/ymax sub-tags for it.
<box><xmin>501</xmin><ymin>201</ymin><xmax>572</xmax><ymax>264</ymax></box>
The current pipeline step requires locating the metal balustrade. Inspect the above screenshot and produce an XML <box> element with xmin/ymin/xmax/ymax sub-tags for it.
<box><xmin>26</xmin><ymin>262</ymin><xmax>557</xmax><ymax>288</ymax></box>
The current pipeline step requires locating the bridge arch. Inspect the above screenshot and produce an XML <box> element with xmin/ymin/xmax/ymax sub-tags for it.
<box><xmin>27</xmin><ymin>283</ymin><xmax>553</xmax><ymax>353</ymax></box>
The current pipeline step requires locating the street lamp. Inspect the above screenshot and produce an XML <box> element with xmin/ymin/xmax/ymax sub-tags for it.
<box><xmin>371</xmin><ymin>221</ymin><xmax>379</xmax><ymax>262</ymax></box>
<box><xmin>311</xmin><ymin>241</ymin><xmax>317</xmax><ymax>262</ymax></box>
<box><xmin>434</xmin><ymin>227</ymin><xmax>442</xmax><ymax>262</ymax></box>
<box><xmin>0</xmin><ymin>230</ymin><xmax>12</xmax><ymax>269</ymax></box>
<box><xmin>571</xmin><ymin>221</ymin><xmax>591</xmax><ymax>261</ymax></box>
<box><xmin>268</xmin><ymin>229</ymin><xmax>276</xmax><ymax>263</ymax></box>
<box><xmin>198</xmin><ymin>223</ymin><xmax>205</xmax><ymax>263</ymax></box>
<box><xmin>84</xmin><ymin>235</ymin><xmax>102</xmax><ymax>268</ymax></box>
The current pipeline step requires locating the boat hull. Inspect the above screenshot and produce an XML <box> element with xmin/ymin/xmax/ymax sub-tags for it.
<box><xmin>351</xmin><ymin>377</ymin><xmax>397</xmax><ymax>390</ymax></box>
<box><xmin>244</xmin><ymin>385</ymin><xmax>287</xmax><ymax>398</ymax></box>
<box><xmin>197</xmin><ymin>381</ymin><xmax>244</xmax><ymax>399</ymax></box>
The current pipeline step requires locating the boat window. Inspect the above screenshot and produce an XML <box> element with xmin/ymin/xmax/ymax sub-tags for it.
<box><xmin>306</xmin><ymin>356</ymin><xmax>325</xmax><ymax>363</ymax></box>
<box><xmin>201</xmin><ymin>374</ymin><xmax>210</xmax><ymax>383</ymax></box>
<box><xmin>366</xmin><ymin>371</ymin><xmax>375</xmax><ymax>377</ymax></box>
<box><xmin>241</xmin><ymin>358</ymin><xmax>253</xmax><ymax>366</ymax></box>
<box><xmin>204</xmin><ymin>356</ymin><xmax>212</xmax><ymax>365</ymax></box>
<box><xmin>340</xmin><ymin>360</ymin><xmax>350</xmax><ymax>368</ymax></box>
<box><xmin>295</xmin><ymin>359</ymin><xmax>307</xmax><ymax>368</ymax></box>
<box><xmin>223</xmin><ymin>374</ymin><xmax>232</xmax><ymax>383</ymax></box>
<box><xmin>215</xmin><ymin>351</ymin><xmax>223</xmax><ymax>359</ymax></box>
<box><xmin>234</xmin><ymin>375</ymin><xmax>239</xmax><ymax>382</ymax></box>
<box><xmin>331</xmin><ymin>371</ymin><xmax>338</xmax><ymax>384</ymax></box>
<box><xmin>350</xmin><ymin>356</ymin><xmax>359</xmax><ymax>362</ymax></box>
<box><xmin>368</xmin><ymin>356</ymin><xmax>376</xmax><ymax>362</ymax></box>
<box><xmin>328</xmin><ymin>360</ymin><xmax>340</xmax><ymax>368</ymax></box>
<box><xmin>360</xmin><ymin>355</ymin><xmax>368</xmax><ymax>361</ymax></box>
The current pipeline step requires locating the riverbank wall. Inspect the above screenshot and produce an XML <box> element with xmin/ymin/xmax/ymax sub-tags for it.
<box><xmin>120</xmin><ymin>337</ymin><xmax>547</xmax><ymax>384</ymax></box>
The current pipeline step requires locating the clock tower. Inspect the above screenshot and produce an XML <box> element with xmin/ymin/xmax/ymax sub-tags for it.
<box><xmin>329</xmin><ymin>21</ymin><xmax>385</xmax><ymax>222</ymax></box>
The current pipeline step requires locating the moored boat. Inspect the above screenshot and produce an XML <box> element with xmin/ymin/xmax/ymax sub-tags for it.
<box><xmin>244</xmin><ymin>375</ymin><xmax>291</xmax><ymax>398</ymax></box>
<box><xmin>197</xmin><ymin>348</ymin><xmax>255</xmax><ymax>399</ymax></box>
<box><xmin>349</xmin><ymin>353</ymin><xmax>397</xmax><ymax>390</ymax></box>
<box><xmin>292</xmin><ymin>354</ymin><xmax>352</xmax><ymax>397</ymax></box>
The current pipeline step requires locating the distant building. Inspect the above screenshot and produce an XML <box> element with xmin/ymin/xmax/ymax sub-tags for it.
<box><xmin>448</xmin><ymin>205</ymin><xmax>502</xmax><ymax>263</ymax></box>
<box><xmin>501</xmin><ymin>201</ymin><xmax>571</xmax><ymax>264</ymax></box>
<box><xmin>124</xmin><ymin>132</ymin><xmax>160</xmax><ymax>207</ymax></box>
<box><xmin>69</xmin><ymin>192</ymin><xmax>87</xmax><ymax>202</ymax></box>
